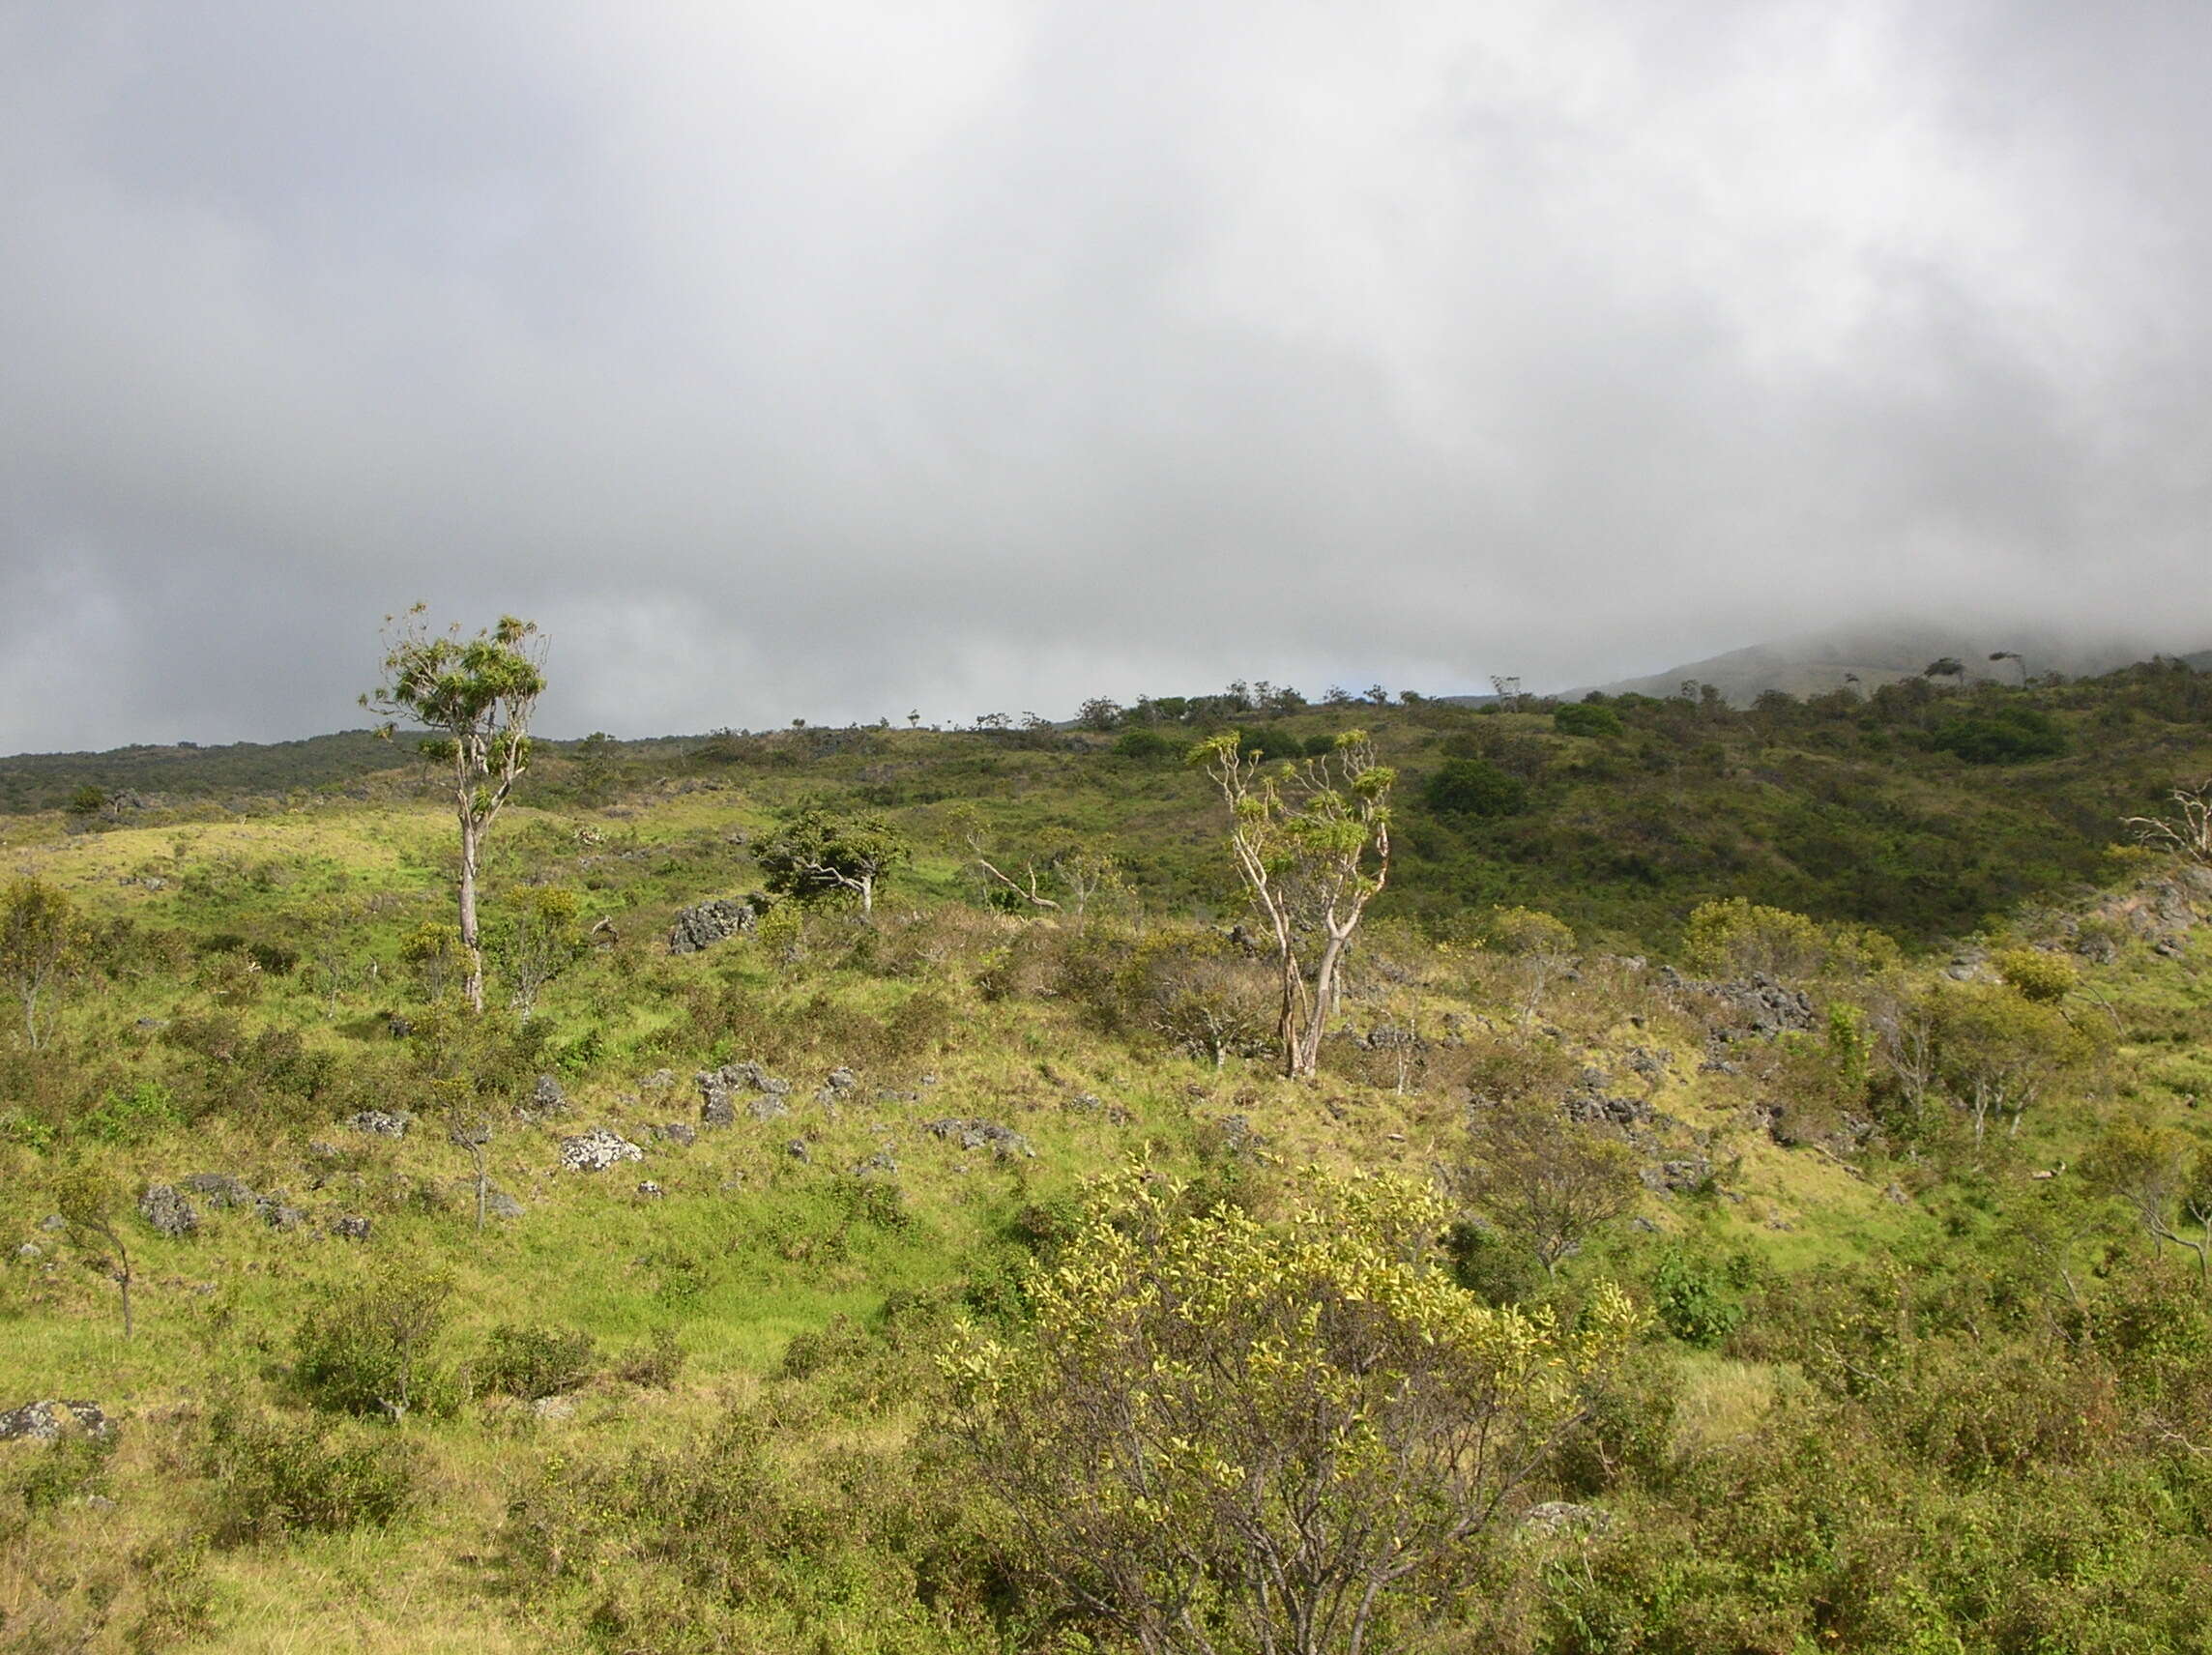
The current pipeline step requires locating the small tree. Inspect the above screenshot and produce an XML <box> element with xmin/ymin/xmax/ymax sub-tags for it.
<box><xmin>1932</xmin><ymin>981</ymin><xmax>2085</xmax><ymax>1141</ymax></box>
<box><xmin>490</xmin><ymin>886</ymin><xmax>586</xmax><ymax>1017</ymax></box>
<box><xmin>939</xmin><ymin>1167</ymin><xmax>1642</xmax><ymax>1655</ymax></box>
<box><xmin>1</xmin><ymin>876</ymin><xmax>84</xmax><ymax>1049</ymax></box>
<box><xmin>400</xmin><ymin>920</ymin><xmax>466</xmax><ymax>1004</ymax></box>
<box><xmin>755</xmin><ymin>807</ymin><xmax>909</xmax><ymax>915</ymax></box>
<box><xmin>1487</xmin><ymin>906</ymin><xmax>1576</xmax><ymax>1028</ymax></box>
<box><xmin>2088</xmin><ymin>1121</ymin><xmax>2212</xmax><ymax>1288</ymax></box>
<box><xmin>363</xmin><ymin>608</ymin><xmax>546</xmax><ymax>1013</ymax></box>
<box><xmin>2127</xmin><ymin>777</ymin><xmax>2212</xmax><ymax>867</ymax></box>
<box><xmin>1193</xmin><ymin>731</ymin><xmax>1394</xmax><ymax>1079</ymax></box>
<box><xmin>295</xmin><ymin>1255</ymin><xmax>455</xmax><ymax>1421</ymax></box>
<box><xmin>52</xmin><ymin>1161</ymin><xmax>136</xmax><ymax>1338</ymax></box>
<box><xmin>1459</xmin><ymin>1096</ymin><xmax>1642</xmax><ymax>1279</ymax></box>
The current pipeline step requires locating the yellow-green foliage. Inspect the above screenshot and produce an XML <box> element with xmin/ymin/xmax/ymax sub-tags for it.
<box><xmin>941</xmin><ymin>1165</ymin><xmax>1643</xmax><ymax>1654</ymax></box>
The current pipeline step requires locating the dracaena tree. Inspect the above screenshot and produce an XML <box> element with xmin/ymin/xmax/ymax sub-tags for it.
<box><xmin>1192</xmin><ymin>730</ymin><xmax>1394</xmax><ymax>1079</ymax></box>
<box><xmin>363</xmin><ymin>607</ymin><xmax>546</xmax><ymax>1013</ymax></box>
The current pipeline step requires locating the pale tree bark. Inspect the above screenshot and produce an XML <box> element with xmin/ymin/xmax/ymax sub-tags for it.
<box><xmin>1199</xmin><ymin>735</ymin><xmax>1393</xmax><ymax>1081</ymax></box>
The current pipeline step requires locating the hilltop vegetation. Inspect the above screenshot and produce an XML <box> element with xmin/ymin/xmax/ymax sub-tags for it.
<box><xmin>0</xmin><ymin>654</ymin><xmax>2208</xmax><ymax>1651</ymax></box>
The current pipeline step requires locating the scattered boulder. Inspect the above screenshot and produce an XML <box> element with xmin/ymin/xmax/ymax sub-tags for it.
<box><xmin>0</xmin><ymin>1401</ymin><xmax>110</xmax><ymax>1442</ymax></box>
<box><xmin>484</xmin><ymin>1190</ymin><xmax>525</xmax><ymax>1220</ymax></box>
<box><xmin>181</xmin><ymin>1173</ymin><xmax>258</xmax><ymax>1209</ymax></box>
<box><xmin>257</xmin><ymin>1200</ymin><xmax>309</xmax><ymax>1233</ymax></box>
<box><xmin>922</xmin><ymin>1118</ymin><xmax>1035</xmax><ymax>1159</ymax></box>
<box><xmin>698</xmin><ymin>1061</ymin><xmax>792</xmax><ymax>1126</ymax></box>
<box><xmin>852</xmin><ymin>1148</ymin><xmax>898</xmax><ymax>1176</ymax></box>
<box><xmin>651</xmin><ymin>1122</ymin><xmax>698</xmax><ymax>1148</ymax></box>
<box><xmin>347</xmin><ymin>1109</ymin><xmax>410</xmax><ymax>1139</ymax></box>
<box><xmin>37</xmin><ymin>1214</ymin><xmax>66</xmax><ymax>1234</ymax></box>
<box><xmin>386</xmin><ymin>1014</ymin><xmax>413</xmax><ymax>1039</ymax></box>
<box><xmin>137</xmin><ymin>1184</ymin><xmax>198</xmax><ymax>1238</ymax></box>
<box><xmin>640</xmin><ymin>1068</ymin><xmax>675</xmax><ymax>1091</ymax></box>
<box><xmin>332</xmin><ymin>1215</ymin><xmax>373</xmax><ymax>1242</ymax></box>
<box><xmin>1564</xmin><ymin>1091</ymin><xmax>1651</xmax><ymax>1129</ymax></box>
<box><xmin>15</xmin><ymin>1244</ymin><xmax>42</xmax><ymax>1263</ymax></box>
<box><xmin>636</xmin><ymin>1180</ymin><xmax>665</xmax><ymax>1200</ymax></box>
<box><xmin>1641</xmin><ymin>1158</ymin><xmax>1712</xmax><ymax>1195</ymax></box>
<box><xmin>816</xmin><ymin>1066</ymin><xmax>860</xmax><ymax>1106</ymax></box>
<box><xmin>1523</xmin><ymin>1501</ymin><xmax>1614</xmax><ymax>1538</ymax></box>
<box><xmin>1659</xmin><ymin>969</ymin><xmax>1816</xmax><ymax>1043</ymax></box>
<box><xmin>518</xmin><ymin>1075</ymin><xmax>568</xmax><ymax>1121</ymax></box>
<box><xmin>560</xmin><ymin>1126</ymin><xmax>644</xmax><ymax>1173</ymax></box>
<box><xmin>785</xmin><ymin>1140</ymin><xmax>812</xmax><ymax>1162</ymax></box>
<box><xmin>667</xmin><ymin>896</ymin><xmax>762</xmax><ymax>955</ymax></box>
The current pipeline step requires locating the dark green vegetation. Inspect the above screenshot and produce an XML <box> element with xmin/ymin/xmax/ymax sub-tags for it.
<box><xmin>0</xmin><ymin>654</ymin><xmax>2208</xmax><ymax>1651</ymax></box>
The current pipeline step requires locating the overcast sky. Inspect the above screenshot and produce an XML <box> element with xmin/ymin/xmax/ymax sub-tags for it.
<box><xmin>3</xmin><ymin>1</ymin><xmax>2207</xmax><ymax>751</ymax></box>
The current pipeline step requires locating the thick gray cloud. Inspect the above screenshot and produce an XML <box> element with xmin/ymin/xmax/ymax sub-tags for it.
<box><xmin>3</xmin><ymin>0</ymin><xmax>2207</xmax><ymax>750</ymax></box>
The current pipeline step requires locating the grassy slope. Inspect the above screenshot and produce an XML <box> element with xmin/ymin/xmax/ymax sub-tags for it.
<box><xmin>0</xmin><ymin>682</ymin><xmax>2208</xmax><ymax>1648</ymax></box>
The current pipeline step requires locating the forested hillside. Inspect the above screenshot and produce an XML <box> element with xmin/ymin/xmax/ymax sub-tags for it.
<box><xmin>0</xmin><ymin>656</ymin><xmax>2209</xmax><ymax>1652</ymax></box>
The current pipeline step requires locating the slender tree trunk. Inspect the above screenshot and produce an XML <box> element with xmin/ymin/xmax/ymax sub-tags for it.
<box><xmin>1296</xmin><ymin>934</ymin><xmax>1352</xmax><ymax>1078</ymax></box>
<box><xmin>458</xmin><ymin>809</ymin><xmax>484</xmax><ymax>1013</ymax></box>
<box><xmin>117</xmin><ymin>1269</ymin><xmax>133</xmax><ymax>1340</ymax></box>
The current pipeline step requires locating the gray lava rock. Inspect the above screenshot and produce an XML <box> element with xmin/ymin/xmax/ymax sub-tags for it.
<box><xmin>922</xmin><ymin>1118</ymin><xmax>1035</xmax><ymax>1159</ymax></box>
<box><xmin>0</xmin><ymin>1401</ymin><xmax>109</xmax><ymax>1441</ymax></box>
<box><xmin>15</xmin><ymin>1244</ymin><xmax>42</xmax><ymax>1263</ymax></box>
<box><xmin>137</xmin><ymin>1184</ymin><xmax>198</xmax><ymax>1238</ymax></box>
<box><xmin>560</xmin><ymin>1126</ymin><xmax>644</xmax><ymax>1173</ymax></box>
<box><xmin>347</xmin><ymin>1109</ymin><xmax>411</xmax><ymax>1139</ymax></box>
<box><xmin>37</xmin><ymin>1214</ymin><xmax>66</xmax><ymax>1233</ymax></box>
<box><xmin>667</xmin><ymin>897</ymin><xmax>761</xmax><ymax>955</ymax></box>
<box><xmin>652</xmin><ymin>1122</ymin><xmax>698</xmax><ymax>1147</ymax></box>
<box><xmin>332</xmin><ymin>1215</ymin><xmax>373</xmax><ymax>1241</ymax></box>
<box><xmin>1523</xmin><ymin>1500</ymin><xmax>1614</xmax><ymax>1538</ymax></box>
<box><xmin>256</xmin><ymin>1199</ymin><xmax>308</xmax><ymax>1232</ymax></box>
<box><xmin>1661</xmin><ymin>968</ymin><xmax>1816</xmax><ymax>1042</ymax></box>
<box><xmin>1563</xmin><ymin>1092</ymin><xmax>1652</xmax><ymax>1128</ymax></box>
<box><xmin>518</xmin><ymin>1074</ymin><xmax>568</xmax><ymax>1120</ymax></box>
<box><xmin>698</xmin><ymin>1060</ymin><xmax>793</xmax><ymax>1127</ymax></box>
<box><xmin>182</xmin><ymin>1173</ymin><xmax>258</xmax><ymax>1209</ymax></box>
<box><xmin>1642</xmin><ymin>1158</ymin><xmax>1712</xmax><ymax>1194</ymax></box>
<box><xmin>785</xmin><ymin>1139</ymin><xmax>811</xmax><ymax>1162</ymax></box>
<box><xmin>485</xmin><ymin>1190</ymin><xmax>525</xmax><ymax>1220</ymax></box>
<box><xmin>386</xmin><ymin>1014</ymin><xmax>413</xmax><ymax>1039</ymax></box>
<box><xmin>636</xmin><ymin>1180</ymin><xmax>665</xmax><ymax>1199</ymax></box>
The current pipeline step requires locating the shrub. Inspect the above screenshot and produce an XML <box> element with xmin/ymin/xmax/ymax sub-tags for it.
<box><xmin>477</xmin><ymin>1324</ymin><xmax>598</xmax><ymax>1401</ymax></box>
<box><xmin>1112</xmin><ymin>728</ymin><xmax>1178</xmax><ymax>762</ymax></box>
<box><xmin>292</xmin><ymin>1260</ymin><xmax>454</xmax><ymax>1418</ymax></box>
<box><xmin>1929</xmin><ymin>704</ymin><xmax>2068</xmax><ymax>764</ymax></box>
<box><xmin>199</xmin><ymin>1405</ymin><xmax>417</xmax><ymax>1543</ymax></box>
<box><xmin>1994</xmin><ymin>945</ymin><xmax>2077</xmax><ymax>1004</ymax></box>
<box><xmin>615</xmin><ymin>1328</ymin><xmax>687</xmax><ymax>1389</ymax></box>
<box><xmin>75</xmin><ymin>1079</ymin><xmax>182</xmax><ymax>1146</ymax></box>
<box><xmin>1423</xmin><ymin>757</ymin><xmax>1528</xmax><ymax>818</ymax></box>
<box><xmin>1555</xmin><ymin>703</ymin><xmax>1625</xmax><ymax>739</ymax></box>
<box><xmin>1652</xmin><ymin>1249</ymin><xmax>1746</xmax><ymax>1348</ymax></box>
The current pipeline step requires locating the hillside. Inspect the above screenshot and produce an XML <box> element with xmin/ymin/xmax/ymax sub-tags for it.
<box><xmin>1553</xmin><ymin>623</ymin><xmax>2212</xmax><ymax>707</ymax></box>
<box><xmin>0</xmin><ymin>657</ymin><xmax>2209</xmax><ymax>1651</ymax></box>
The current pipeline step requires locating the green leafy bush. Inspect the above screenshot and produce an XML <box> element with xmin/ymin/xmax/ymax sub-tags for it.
<box><xmin>199</xmin><ymin>1405</ymin><xmax>417</xmax><ymax>1543</ymax></box>
<box><xmin>75</xmin><ymin>1079</ymin><xmax>182</xmax><ymax>1146</ymax></box>
<box><xmin>1555</xmin><ymin>702</ymin><xmax>1625</xmax><ymax>739</ymax></box>
<box><xmin>476</xmin><ymin>1324</ymin><xmax>598</xmax><ymax>1401</ymax></box>
<box><xmin>1423</xmin><ymin>757</ymin><xmax>1528</xmax><ymax>818</ymax></box>
<box><xmin>1652</xmin><ymin>1249</ymin><xmax>1746</xmax><ymax>1348</ymax></box>
<box><xmin>1930</xmin><ymin>704</ymin><xmax>2068</xmax><ymax>764</ymax></box>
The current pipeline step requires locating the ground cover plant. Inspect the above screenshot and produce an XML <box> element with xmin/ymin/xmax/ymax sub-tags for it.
<box><xmin>0</xmin><ymin>656</ymin><xmax>2208</xmax><ymax>1649</ymax></box>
